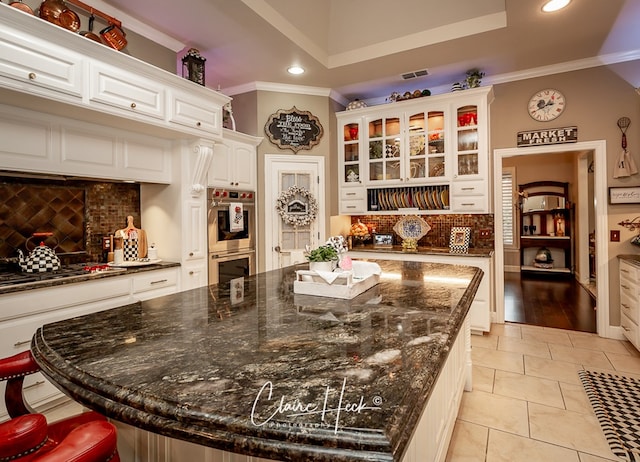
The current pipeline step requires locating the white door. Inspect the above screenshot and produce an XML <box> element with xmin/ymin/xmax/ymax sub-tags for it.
<box><xmin>265</xmin><ymin>155</ymin><xmax>325</xmax><ymax>270</ymax></box>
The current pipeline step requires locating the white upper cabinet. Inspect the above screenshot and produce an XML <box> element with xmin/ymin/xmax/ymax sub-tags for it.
<box><xmin>88</xmin><ymin>62</ymin><xmax>166</xmax><ymax>121</ymax></box>
<box><xmin>208</xmin><ymin>130</ymin><xmax>262</xmax><ymax>191</ymax></box>
<box><xmin>0</xmin><ymin>23</ymin><xmax>83</xmax><ymax>101</ymax></box>
<box><xmin>0</xmin><ymin>5</ymin><xmax>230</xmax><ymax>141</ymax></box>
<box><xmin>337</xmin><ymin>86</ymin><xmax>493</xmax><ymax>214</ymax></box>
<box><xmin>168</xmin><ymin>88</ymin><xmax>223</xmax><ymax>137</ymax></box>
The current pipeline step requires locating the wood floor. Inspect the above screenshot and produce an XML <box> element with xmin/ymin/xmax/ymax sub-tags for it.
<box><xmin>504</xmin><ymin>272</ymin><xmax>597</xmax><ymax>333</ymax></box>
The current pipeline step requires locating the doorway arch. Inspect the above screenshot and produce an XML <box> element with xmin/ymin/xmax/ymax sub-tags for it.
<box><xmin>493</xmin><ymin>141</ymin><xmax>611</xmax><ymax>338</ymax></box>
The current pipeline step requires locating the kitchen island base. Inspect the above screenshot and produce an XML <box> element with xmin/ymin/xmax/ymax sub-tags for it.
<box><xmin>110</xmin><ymin>317</ymin><xmax>471</xmax><ymax>462</ymax></box>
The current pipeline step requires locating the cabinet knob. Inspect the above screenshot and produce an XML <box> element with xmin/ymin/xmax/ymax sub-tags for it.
<box><xmin>189</xmin><ymin>271</ymin><xmax>194</xmax><ymax>275</ymax></box>
<box><xmin>196</xmin><ymin>122</ymin><xmax>201</xmax><ymax>127</ymax></box>
<box><xmin>130</xmin><ymin>102</ymin><xmax>137</xmax><ymax>109</ymax></box>
<box><xmin>189</xmin><ymin>252</ymin><xmax>194</xmax><ymax>257</ymax></box>
<box><xmin>28</xmin><ymin>72</ymin><xmax>36</xmax><ymax>80</ymax></box>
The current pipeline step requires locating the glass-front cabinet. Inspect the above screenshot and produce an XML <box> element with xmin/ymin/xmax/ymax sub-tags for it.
<box><xmin>455</xmin><ymin>104</ymin><xmax>480</xmax><ymax>178</ymax></box>
<box><xmin>337</xmin><ymin>86</ymin><xmax>493</xmax><ymax>214</ymax></box>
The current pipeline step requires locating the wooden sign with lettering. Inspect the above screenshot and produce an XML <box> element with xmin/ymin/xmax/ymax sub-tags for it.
<box><xmin>517</xmin><ymin>126</ymin><xmax>578</xmax><ymax>147</ymax></box>
<box><xmin>265</xmin><ymin>107</ymin><xmax>324</xmax><ymax>153</ymax></box>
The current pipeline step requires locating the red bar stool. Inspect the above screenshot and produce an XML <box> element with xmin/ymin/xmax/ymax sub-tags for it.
<box><xmin>0</xmin><ymin>351</ymin><xmax>120</xmax><ymax>461</ymax></box>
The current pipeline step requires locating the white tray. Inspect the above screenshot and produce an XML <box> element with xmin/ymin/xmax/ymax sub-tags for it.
<box><xmin>108</xmin><ymin>259</ymin><xmax>162</xmax><ymax>267</ymax></box>
<box><xmin>293</xmin><ymin>270</ymin><xmax>380</xmax><ymax>299</ymax></box>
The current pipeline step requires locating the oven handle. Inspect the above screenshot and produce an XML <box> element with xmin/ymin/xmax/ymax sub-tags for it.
<box><xmin>210</xmin><ymin>201</ymin><xmax>255</xmax><ymax>208</ymax></box>
<box><xmin>210</xmin><ymin>251</ymin><xmax>255</xmax><ymax>261</ymax></box>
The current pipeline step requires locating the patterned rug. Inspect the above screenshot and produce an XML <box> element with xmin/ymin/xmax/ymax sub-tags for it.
<box><xmin>579</xmin><ymin>370</ymin><xmax>640</xmax><ymax>461</ymax></box>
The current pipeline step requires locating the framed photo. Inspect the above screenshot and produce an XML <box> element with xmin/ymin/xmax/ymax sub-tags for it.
<box><xmin>609</xmin><ymin>186</ymin><xmax>640</xmax><ymax>204</ymax></box>
<box><xmin>373</xmin><ymin>233</ymin><xmax>393</xmax><ymax>248</ymax></box>
<box><xmin>449</xmin><ymin>227</ymin><xmax>471</xmax><ymax>253</ymax></box>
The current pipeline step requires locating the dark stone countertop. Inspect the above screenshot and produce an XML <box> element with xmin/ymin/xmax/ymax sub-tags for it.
<box><xmin>349</xmin><ymin>245</ymin><xmax>494</xmax><ymax>258</ymax></box>
<box><xmin>32</xmin><ymin>260</ymin><xmax>483</xmax><ymax>462</ymax></box>
<box><xmin>0</xmin><ymin>261</ymin><xmax>181</xmax><ymax>295</ymax></box>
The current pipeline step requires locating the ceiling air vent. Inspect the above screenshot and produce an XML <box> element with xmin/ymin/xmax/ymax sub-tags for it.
<box><xmin>401</xmin><ymin>69</ymin><xmax>429</xmax><ymax>80</ymax></box>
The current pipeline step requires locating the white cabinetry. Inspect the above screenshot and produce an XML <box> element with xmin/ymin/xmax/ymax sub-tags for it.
<box><xmin>208</xmin><ymin>129</ymin><xmax>261</xmax><ymax>191</ymax></box>
<box><xmin>88</xmin><ymin>62</ymin><xmax>165</xmax><ymax>122</ymax></box>
<box><xmin>349</xmin><ymin>250</ymin><xmax>492</xmax><ymax>333</ymax></box>
<box><xmin>168</xmin><ymin>87</ymin><xmax>223</xmax><ymax>138</ymax></box>
<box><xmin>0</xmin><ymin>24</ymin><xmax>83</xmax><ymax>102</ymax></box>
<box><xmin>0</xmin><ymin>5</ymin><xmax>230</xmax><ymax>141</ymax></box>
<box><xmin>620</xmin><ymin>258</ymin><xmax>640</xmax><ymax>348</ymax></box>
<box><xmin>337</xmin><ymin>86</ymin><xmax>493</xmax><ymax>214</ymax></box>
<box><xmin>0</xmin><ymin>104</ymin><xmax>172</xmax><ymax>183</ymax></box>
<box><xmin>131</xmin><ymin>269</ymin><xmax>180</xmax><ymax>301</ymax></box>
<box><xmin>0</xmin><ymin>278</ymin><xmax>133</xmax><ymax>419</ymax></box>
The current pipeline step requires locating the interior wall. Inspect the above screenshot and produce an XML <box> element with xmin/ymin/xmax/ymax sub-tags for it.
<box><xmin>491</xmin><ymin>66</ymin><xmax>640</xmax><ymax>328</ymax></box>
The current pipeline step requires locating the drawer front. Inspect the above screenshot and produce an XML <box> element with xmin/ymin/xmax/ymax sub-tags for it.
<box><xmin>340</xmin><ymin>188</ymin><xmax>366</xmax><ymax>201</ymax></box>
<box><xmin>132</xmin><ymin>269</ymin><xmax>178</xmax><ymax>294</ymax></box>
<box><xmin>451</xmin><ymin>181</ymin><xmax>485</xmax><ymax>196</ymax></box>
<box><xmin>620</xmin><ymin>260</ymin><xmax>639</xmax><ymax>284</ymax></box>
<box><xmin>340</xmin><ymin>199</ymin><xmax>367</xmax><ymax>214</ymax></box>
<box><xmin>621</xmin><ymin>312</ymin><xmax>638</xmax><ymax>347</ymax></box>
<box><xmin>621</xmin><ymin>291</ymin><xmax>638</xmax><ymax>324</ymax></box>
<box><xmin>0</xmin><ymin>27</ymin><xmax>83</xmax><ymax>98</ymax></box>
<box><xmin>451</xmin><ymin>195</ymin><xmax>487</xmax><ymax>212</ymax></box>
<box><xmin>0</xmin><ymin>277</ymin><xmax>131</xmax><ymax>321</ymax></box>
<box><xmin>89</xmin><ymin>62</ymin><xmax>165</xmax><ymax>120</ymax></box>
<box><xmin>168</xmin><ymin>89</ymin><xmax>222</xmax><ymax>136</ymax></box>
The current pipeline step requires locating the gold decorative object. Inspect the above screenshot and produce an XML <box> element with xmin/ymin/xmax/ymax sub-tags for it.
<box><xmin>393</xmin><ymin>215</ymin><xmax>431</xmax><ymax>252</ymax></box>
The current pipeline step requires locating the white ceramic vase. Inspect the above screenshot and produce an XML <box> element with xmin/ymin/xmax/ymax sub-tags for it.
<box><xmin>309</xmin><ymin>261</ymin><xmax>333</xmax><ymax>273</ymax></box>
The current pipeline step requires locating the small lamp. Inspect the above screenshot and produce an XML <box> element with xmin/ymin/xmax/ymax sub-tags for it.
<box><xmin>181</xmin><ymin>48</ymin><xmax>206</xmax><ymax>86</ymax></box>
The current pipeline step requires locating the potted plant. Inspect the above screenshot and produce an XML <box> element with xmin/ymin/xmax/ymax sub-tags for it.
<box><xmin>305</xmin><ymin>245</ymin><xmax>338</xmax><ymax>272</ymax></box>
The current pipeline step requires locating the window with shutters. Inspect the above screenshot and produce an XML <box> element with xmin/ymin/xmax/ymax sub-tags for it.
<box><xmin>502</xmin><ymin>167</ymin><xmax>516</xmax><ymax>248</ymax></box>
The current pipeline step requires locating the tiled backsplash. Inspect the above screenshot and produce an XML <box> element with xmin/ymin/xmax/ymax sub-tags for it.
<box><xmin>0</xmin><ymin>176</ymin><xmax>141</xmax><ymax>263</ymax></box>
<box><xmin>350</xmin><ymin>214</ymin><xmax>494</xmax><ymax>249</ymax></box>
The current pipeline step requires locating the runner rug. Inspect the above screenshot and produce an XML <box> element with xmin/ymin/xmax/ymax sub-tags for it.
<box><xmin>579</xmin><ymin>369</ymin><xmax>640</xmax><ymax>461</ymax></box>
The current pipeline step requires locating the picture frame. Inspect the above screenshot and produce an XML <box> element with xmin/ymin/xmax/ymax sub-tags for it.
<box><xmin>609</xmin><ymin>186</ymin><xmax>640</xmax><ymax>204</ymax></box>
<box><xmin>449</xmin><ymin>227</ymin><xmax>471</xmax><ymax>253</ymax></box>
<box><xmin>373</xmin><ymin>233</ymin><xmax>393</xmax><ymax>248</ymax></box>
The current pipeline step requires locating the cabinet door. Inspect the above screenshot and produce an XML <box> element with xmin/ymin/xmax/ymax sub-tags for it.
<box><xmin>408</xmin><ymin>108</ymin><xmax>448</xmax><ymax>183</ymax></box>
<box><xmin>89</xmin><ymin>61</ymin><xmax>165</xmax><ymax>121</ymax></box>
<box><xmin>168</xmin><ymin>88</ymin><xmax>222</xmax><ymax>136</ymax></box>
<box><xmin>232</xmin><ymin>143</ymin><xmax>257</xmax><ymax>190</ymax></box>
<box><xmin>0</xmin><ymin>26</ymin><xmax>83</xmax><ymax>100</ymax></box>
<box><xmin>182</xmin><ymin>262</ymin><xmax>208</xmax><ymax>291</ymax></box>
<box><xmin>184</xmin><ymin>200</ymin><xmax>207</xmax><ymax>261</ymax></box>
<box><xmin>339</xmin><ymin>119</ymin><xmax>363</xmax><ymax>186</ymax></box>
<box><xmin>209</xmin><ymin>142</ymin><xmax>233</xmax><ymax>188</ymax></box>
<box><xmin>453</xmin><ymin>104</ymin><xmax>481</xmax><ymax>179</ymax></box>
<box><xmin>122</xmin><ymin>135</ymin><xmax>172</xmax><ymax>184</ymax></box>
<box><xmin>366</xmin><ymin>113</ymin><xmax>402</xmax><ymax>184</ymax></box>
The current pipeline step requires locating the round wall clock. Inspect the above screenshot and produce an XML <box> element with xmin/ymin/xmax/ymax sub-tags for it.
<box><xmin>528</xmin><ymin>89</ymin><xmax>566</xmax><ymax>122</ymax></box>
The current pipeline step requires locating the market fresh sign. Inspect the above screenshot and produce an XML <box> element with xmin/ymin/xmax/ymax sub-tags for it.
<box><xmin>517</xmin><ymin>126</ymin><xmax>577</xmax><ymax>147</ymax></box>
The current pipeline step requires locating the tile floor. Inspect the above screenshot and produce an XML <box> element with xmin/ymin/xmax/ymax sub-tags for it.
<box><xmin>446</xmin><ymin>322</ymin><xmax>640</xmax><ymax>462</ymax></box>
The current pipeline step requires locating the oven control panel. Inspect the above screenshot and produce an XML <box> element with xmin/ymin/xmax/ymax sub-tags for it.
<box><xmin>208</xmin><ymin>189</ymin><xmax>255</xmax><ymax>204</ymax></box>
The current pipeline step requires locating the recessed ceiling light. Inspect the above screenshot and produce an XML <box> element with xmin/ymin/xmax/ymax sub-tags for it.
<box><xmin>542</xmin><ymin>0</ymin><xmax>571</xmax><ymax>12</ymax></box>
<box><xmin>287</xmin><ymin>66</ymin><xmax>305</xmax><ymax>75</ymax></box>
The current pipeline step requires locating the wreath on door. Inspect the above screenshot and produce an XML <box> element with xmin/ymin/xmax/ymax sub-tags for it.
<box><xmin>275</xmin><ymin>185</ymin><xmax>318</xmax><ymax>228</ymax></box>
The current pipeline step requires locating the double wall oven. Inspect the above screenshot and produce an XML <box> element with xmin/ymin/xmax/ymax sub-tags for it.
<box><xmin>207</xmin><ymin>189</ymin><xmax>256</xmax><ymax>286</ymax></box>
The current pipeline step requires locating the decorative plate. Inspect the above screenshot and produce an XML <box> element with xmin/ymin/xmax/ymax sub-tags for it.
<box><xmin>393</xmin><ymin>215</ymin><xmax>431</xmax><ymax>240</ymax></box>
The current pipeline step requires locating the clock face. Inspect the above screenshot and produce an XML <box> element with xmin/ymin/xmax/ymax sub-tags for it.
<box><xmin>528</xmin><ymin>89</ymin><xmax>566</xmax><ymax>122</ymax></box>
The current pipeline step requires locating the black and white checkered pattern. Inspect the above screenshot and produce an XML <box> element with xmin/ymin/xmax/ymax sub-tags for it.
<box><xmin>579</xmin><ymin>369</ymin><xmax>640</xmax><ymax>461</ymax></box>
<box><xmin>123</xmin><ymin>239</ymin><xmax>138</xmax><ymax>261</ymax></box>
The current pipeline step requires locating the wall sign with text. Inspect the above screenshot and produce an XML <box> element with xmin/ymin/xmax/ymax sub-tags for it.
<box><xmin>609</xmin><ymin>186</ymin><xmax>640</xmax><ymax>204</ymax></box>
<box><xmin>517</xmin><ymin>126</ymin><xmax>578</xmax><ymax>147</ymax></box>
<box><xmin>265</xmin><ymin>107</ymin><xmax>324</xmax><ymax>153</ymax></box>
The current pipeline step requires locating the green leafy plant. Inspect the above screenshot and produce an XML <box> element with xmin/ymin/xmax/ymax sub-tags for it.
<box><xmin>305</xmin><ymin>245</ymin><xmax>338</xmax><ymax>262</ymax></box>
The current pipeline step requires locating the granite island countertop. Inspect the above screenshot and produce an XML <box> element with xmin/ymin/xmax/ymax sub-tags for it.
<box><xmin>32</xmin><ymin>259</ymin><xmax>482</xmax><ymax>462</ymax></box>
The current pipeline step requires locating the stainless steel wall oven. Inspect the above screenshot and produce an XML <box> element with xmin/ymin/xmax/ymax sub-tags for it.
<box><xmin>207</xmin><ymin>189</ymin><xmax>256</xmax><ymax>285</ymax></box>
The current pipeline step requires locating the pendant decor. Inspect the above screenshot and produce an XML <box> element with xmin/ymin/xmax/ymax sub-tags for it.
<box><xmin>275</xmin><ymin>185</ymin><xmax>318</xmax><ymax>228</ymax></box>
<box><xmin>265</xmin><ymin>107</ymin><xmax>324</xmax><ymax>153</ymax></box>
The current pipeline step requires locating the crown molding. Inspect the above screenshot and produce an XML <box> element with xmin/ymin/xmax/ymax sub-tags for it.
<box><xmin>223</xmin><ymin>81</ymin><xmax>333</xmax><ymax>98</ymax></box>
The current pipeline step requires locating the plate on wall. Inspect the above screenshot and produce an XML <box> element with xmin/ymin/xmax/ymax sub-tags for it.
<box><xmin>393</xmin><ymin>215</ymin><xmax>431</xmax><ymax>240</ymax></box>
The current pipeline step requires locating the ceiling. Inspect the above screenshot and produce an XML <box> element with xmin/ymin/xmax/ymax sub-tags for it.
<box><xmin>100</xmin><ymin>0</ymin><xmax>640</xmax><ymax>103</ymax></box>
